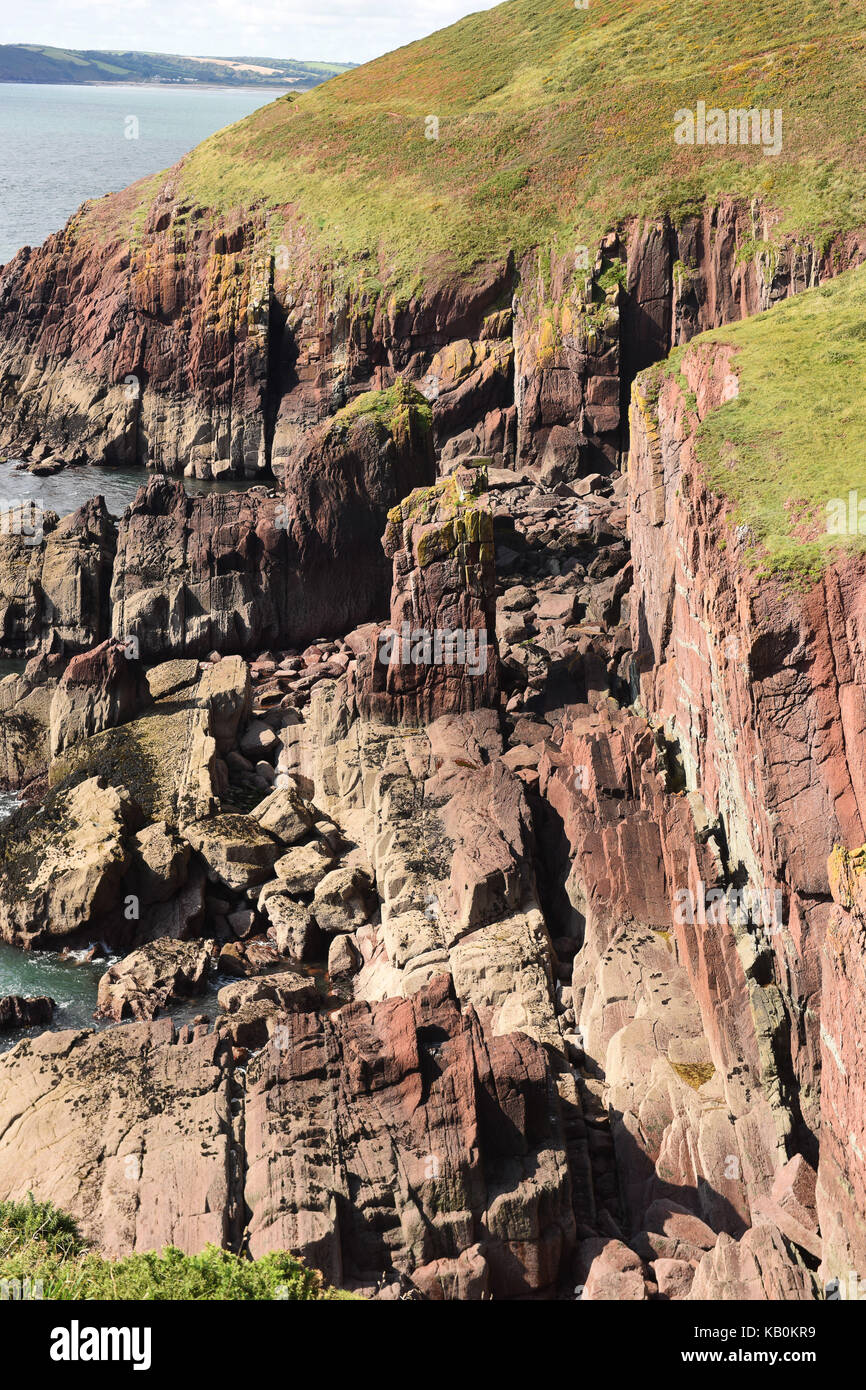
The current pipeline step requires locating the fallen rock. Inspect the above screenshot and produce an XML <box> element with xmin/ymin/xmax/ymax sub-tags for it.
<box><xmin>312</xmin><ymin>866</ymin><xmax>376</xmax><ymax>934</ymax></box>
<box><xmin>218</xmin><ymin>938</ymin><xmax>284</xmax><ymax>977</ymax></box>
<box><xmin>258</xmin><ymin>886</ymin><xmax>324</xmax><ymax>961</ymax></box>
<box><xmin>217</xmin><ymin>970</ymin><xmax>319</xmax><ymax>1016</ymax></box>
<box><xmin>273</xmin><ymin>841</ymin><xmax>335</xmax><ymax>894</ymax></box>
<box><xmin>249</xmin><ymin>785</ymin><xmax>314</xmax><ymax>845</ymax></box>
<box><xmin>146</xmin><ymin>659</ymin><xmax>201</xmax><ymax>701</ymax></box>
<box><xmin>327</xmin><ymin>933</ymin><xmax>361</xmax><ymax>979</ymax></box>
<box><xmin>95</xmin><ymin>938</ymin><xmax>213</xmax><ymax>1021</ymax></box>
<box><xmin>129</xmin><ymin>821</ymin><xmax>190</xmax><ymax>905</ymax></box>
<box><xmin>183</xmin><ymin>814</ymin><xmax>281</xmax><ymax>891</ymax></box>
<box><xmin>0</xmin><ymin>995</ymin><xmax>55</xmax><ymax>1032</ymax></box>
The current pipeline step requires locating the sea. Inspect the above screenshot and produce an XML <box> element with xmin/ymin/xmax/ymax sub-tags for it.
<box><xmin>0</xmin><ymin>81</ymin><xmax>286</xmax><ymax>265</ymax></box>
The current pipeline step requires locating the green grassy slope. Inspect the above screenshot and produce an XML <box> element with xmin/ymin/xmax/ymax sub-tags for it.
<box><xmin>0</xmin><ymin>45</ymin><xmax>354</xmax><ymax>88</ymax></box>
<box><xmin>84</xmin><ymin>0</ymin><xmax>866</xmax><ymax>296</ymax></box>
<box><xmin>653</xmin><ymin>261</ymin><xmax>866</xmax><ymax>579</ymax></box>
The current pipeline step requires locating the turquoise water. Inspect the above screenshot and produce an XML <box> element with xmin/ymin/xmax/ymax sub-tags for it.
<box><xmin>0</xmin><ymin>82</ymin><xmax>287</xmax><ymax>265</ymax></box>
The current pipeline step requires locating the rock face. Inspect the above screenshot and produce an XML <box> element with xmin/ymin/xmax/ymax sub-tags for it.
<box><xmin>109</xmin><ymin>392</ymin><xmax>433</xmax><ymax>660</ymax></box>
<box><xmin>0</xmin><ymin>184</ymin><xmax>861</xmax><ymax>483</ymax></box>
<box><xmin>0</xmin><ymin>1020</ymin><xmax>236</xmax><ymax>1258</ymax></box>
<box><xmin>0</xmin><ymin>978</ymin><xmax>574</xmax><ymax>1297</ymax></box>
<box><xmin>0</xmin><ymin>995</ymin><xmax>55</xmax><ymax>1032</ymax></box>
<box><xmin>627</xmin><ymin>348</ymin><xmax>866</xmax><ymax>1285</ymax></box>
<box><xmin>244</xmin><ymin>973</ymin><xmax>574</xmax><ymax>1296</ymax></box>
<box><xmin>0</xmin><ymin>776</ymin><xmax>142</xmax><ymax>948</ymax></box>
<box><xmin>359</xmin><ymin>465</ymin><xmax>499</xmax><ymax>723</ymax></box>
<box><xmin>49</xmin><ymin>637</ymin><xmax>150</xmax><ymax>757</ymax></box>
<box><xmin>1</xmin><ymin>96</ymin><xmax>865</xmax><ymax>1302</ymax></box>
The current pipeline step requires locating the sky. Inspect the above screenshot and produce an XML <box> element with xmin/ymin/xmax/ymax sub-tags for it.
<box><xmin>0</xmin><ymin>0</ymin><xmax>503</xmax><ymax>66</ymax></box>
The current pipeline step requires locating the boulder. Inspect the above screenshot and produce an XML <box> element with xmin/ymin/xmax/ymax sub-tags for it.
<box><xmin>327</xmin><ymin>933</ymin><xmax>361</xmax><ymax>979</ymax></box>
<box><xmin>49</xmin><ymin>638</ymin><xmax>150</xmax><ymax>758</ymax></box>
<box><xmin>273</xmin><ymin>842</ymin><xmax>335</xmax><ymax>894</ymax></box>
<box><xmin>258</xmin><ymin>886</ymin><xmax>324</xmax><ymax>961</ymax></box>
<box><xmin>249</xmin><ymin>785</ymin><xmax>314</xmax><ymax>845</ymax></box>
<box><xmin>129</xmin><ymin>821</ymin><xmax>189</xmax><ymax>905</ymax></box>
<box><xmin>95</xmin><ymin>937</ymin><xmax>213</xmax><ymax>1022</ymax></box>
<box><xmin>218</xmin><ymin>938</ymin><xmax>284</xmax><ymax>977</ymax></box>
<box><xmin>183</xmin><ymin>814</ymin><xmax>281</xmax><ymax>891</ymax></box>
<box><xmin>146</xmin><ymin>659</ymin><xmax>201</xmax><ymax>701</ymax></box>
<box><xmin>0</xmin><ymin>995</ymin><xmax>55</xmax><ymax>1032</ymax></box>
<box><xmin>217</xmin><ymin>970</ymin><xmax>319</xmax><ymax>1016</ymax></box>
<box><xmin>313</xmin><ymin>867</ymin><xmax>376</xmax><ymax>934</ymax></box>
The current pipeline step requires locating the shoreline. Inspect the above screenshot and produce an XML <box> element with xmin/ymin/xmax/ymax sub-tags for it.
<box><xmin>0</xmin><ymin>79</ymin><xmax>298</xmax><ymax>92</ymax></box>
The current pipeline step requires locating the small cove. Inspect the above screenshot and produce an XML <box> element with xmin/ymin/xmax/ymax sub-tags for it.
<box><xmin>0</xmin><ymin>459</ymin><xmax>274</xmax><ymax>521</ymax></box>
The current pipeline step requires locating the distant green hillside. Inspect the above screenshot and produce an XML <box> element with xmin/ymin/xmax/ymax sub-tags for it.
<box><xmin>84</xmin><ymin>0</ymin><xmax>866</xmax><ymax>299</ymax></box>
<box><xmin>0</xmin><ymin>45</ymin><xmax>354</xmax><ymax>89</ymax></box>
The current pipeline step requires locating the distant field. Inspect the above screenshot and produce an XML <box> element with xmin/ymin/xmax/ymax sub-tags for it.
<box><xmin>0</xmin><ymin>45</ymin><xmax>354</xmax><ymax>89</ymax></box>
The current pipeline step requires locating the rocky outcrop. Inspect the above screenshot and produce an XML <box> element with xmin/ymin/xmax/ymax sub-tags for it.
<box><xmin>1</xmin><ymin>171</ymin><xmax>862</xmax><ymax>489</ymax></box>
<box><xmin>0</xmin><ymin>976</ymin><xmax>575</xmax><ymax>1297</ymax></box>
<box><xmin>0</xmin><ymin>668</ymin><xmax>53</xmax><ymax>787</ymax></box>
<box><xmin>0</xmin><ymin>776</ymin><xmax>142</xmax><ymax>948</ymax></box>
<box><xmin>109</xmin><ymin>389</ymin><xmax>433</xmax><ymax>660</ymax></box>
<box><xmin>359</xmin><ymin>464</ymin><xmax>498</xmax><ymax>723</ymax></box>
<box><xmin>0</xmin><ymin>995</ymin><xmax>55</xmax><ymax>1032</ymax></box>
<box><xmin>244</xmin><ymin>972</ymin><xmax>575</xmax><ymax>1296</ymax></box>
<box><xmin>95</xmin><ymin>937</ymin><xmax>213</xmax><ymax>1021</ymax></box>
<box><xmin>622</xmin><ymin>344</ymin><xmax>866</xmax><ymax>1289</ymax></box>
<box><xmin>0</xmin><ymin>497</ymin><xmax>115</xmax><ymax>658</ymax></box>
<box><xmin>49</xmin><ymin>636</ymin><xmax>150</xmax><ymax>757</ymax></box>
<box><xmin>0</xmin><ymin>1020</ymin><xmax>236</xmax><ymax>1258</ymax></box>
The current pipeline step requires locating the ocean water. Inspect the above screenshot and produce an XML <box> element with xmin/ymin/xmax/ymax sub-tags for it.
<box><xmin>0</xmin><ymin>82</ymin><xmax>287</xmax><ymax>265</ymax></box>
<box><xmin>0</xmin><ymin>458</ymin><xmax>271</xmax><ymax>522</ymax></box>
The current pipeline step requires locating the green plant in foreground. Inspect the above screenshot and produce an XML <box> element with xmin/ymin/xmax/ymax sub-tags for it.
<box><xmin>0</xmin><ymin>1196</ymin><xmax>356</xmax><ymax>1301</ymax></box>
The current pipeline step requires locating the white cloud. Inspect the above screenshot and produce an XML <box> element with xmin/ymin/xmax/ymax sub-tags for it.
<box><xmin>0</xmin><ymin>0</ymin><xmax>503</xmax><ymax>65</ymax></box>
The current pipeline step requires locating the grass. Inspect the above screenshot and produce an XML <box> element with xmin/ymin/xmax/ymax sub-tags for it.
<box><xmin>0</xmin><ymin>1196</ymin><xmax>355</xmax><ymax>1300</ymax></box>
<box><xmin>655</xmin><ymin>262</ymin><xmax>866</xmax><ymax>581</ymax></box>
<box><xmin>330</xmin><ymin>377</ymin><xmax>432</xmax><ymax>434</ymax></box>
<box><xmin>80</xmin><ymin>0</ymin><xmax>866</xmax><ymax>298</ymax></box>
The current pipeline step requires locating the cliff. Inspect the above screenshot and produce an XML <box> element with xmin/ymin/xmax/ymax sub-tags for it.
<box><xmin>0</xmin><ymin>0</ymin><xmax>865</xmax><ymax>1305</ymax></box>
<box><xmin>1</xmin><ymin>0</ymin><xmax>865</xmax><ymax>478</ymax></box>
